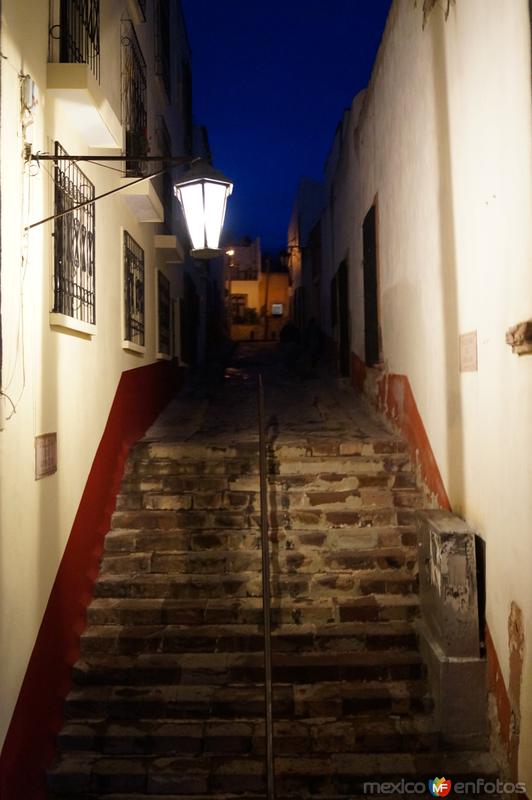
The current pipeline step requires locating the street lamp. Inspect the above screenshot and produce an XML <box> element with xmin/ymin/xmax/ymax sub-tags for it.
<box><xmin>174</xmin><ymin>160</ymin><xmax>233</xmax><ymax>260</ymax></box>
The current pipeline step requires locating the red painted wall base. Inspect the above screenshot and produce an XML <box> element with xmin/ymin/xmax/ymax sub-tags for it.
<box><xmin>347</xmin><ymin>345</ymin><xmax>516</xmax><ymax>778</ymax></box>
<box><xmin>0</xmin><ymin>359</ymin><xmax>184</xmax><ymax>800</ymax></box>
<box><xmin>350</xmin><ymin>350</ymin><xmax>451</xmax><ymax>510</ymax></box>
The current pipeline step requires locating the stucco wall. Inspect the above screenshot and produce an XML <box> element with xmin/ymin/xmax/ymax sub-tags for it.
<box><xmin>0</xmin><ymin>0</ymin><xmax>190</xmax><ymax>754</ymax></box>
<box><xmin>322</xmin><ymin>0</ymin><xmax>532</xmax><ymax>784</ymax></box>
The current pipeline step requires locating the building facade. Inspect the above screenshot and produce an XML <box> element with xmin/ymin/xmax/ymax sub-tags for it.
<box><xmin>0</xmin><ymin>1</ymin><xmax>216</xmax><ymax>795</ymax></box>
<box><xmin>286</xmin><ymin>177</ymin><xmax>324</xmax><ymax>332</ymax></box>
<box><xmin>316</xmin><ymin>0</ymin><xmax>532</xmax><ymax>786</ymax></box>
<box><xmin>225</xmin><ymin>239</ymin><xmax>290</xmax><ymax>341</ymax></box>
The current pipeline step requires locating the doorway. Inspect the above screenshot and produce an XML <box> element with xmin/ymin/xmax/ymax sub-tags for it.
<box><xmin>362</xmin><ymin>205</ymin><xmax>380</xmax><ymax>366</ymax></box>
<box><xmin>329</xmin><ymin>260</ymin><xmax>350</xmax><ymax>377</ymax></box>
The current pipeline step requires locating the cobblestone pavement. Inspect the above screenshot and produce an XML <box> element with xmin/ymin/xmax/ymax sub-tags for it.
<box><xmin>145</xmin><ymin>342</ymin><xmax>393</xmax><ymax>447</ymax></box>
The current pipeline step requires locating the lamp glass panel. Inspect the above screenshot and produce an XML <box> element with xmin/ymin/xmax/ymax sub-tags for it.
<box><xmin>177</xmin><ymin>182</ymin><xmax>205</xmax><ymax>250</ymax></box>
<box><xmin>204</xmin><ymin>181</ymin><xmax>229</xmax><ymax>249</ymax></box>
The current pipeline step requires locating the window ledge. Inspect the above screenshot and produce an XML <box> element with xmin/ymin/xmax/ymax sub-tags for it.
<box><xmin>50</xmin><ymin>313</ymin><xmax>96</xmax><ymax>337</ymax></box>
<box><xmin>122</xmin><ymin>340</ymin><xmax>145</xmax><ymax>355</ymax></box>
<box><xmin>156</xmin><ymin>352</ymin><xmax>172</xmax><ymax>361</ymax></box>
<box><xmin>47</xmin><ymin>63</ymin><xmax>122</xmax><ymax>149</ymax></box>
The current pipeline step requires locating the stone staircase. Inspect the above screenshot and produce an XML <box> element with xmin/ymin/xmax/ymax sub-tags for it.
<box><xmin>48</xmin><ymin>428</ymin><xmax>496</xmax><ymax>798</ymax></box>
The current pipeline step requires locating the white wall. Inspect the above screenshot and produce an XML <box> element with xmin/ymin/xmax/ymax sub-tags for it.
<box><xmin>0</xmin><ymin>0</ymin><xmax>191</xmax><ymax>749</ymax></box>
<box><xmin>322</xmin><ymin>0</ymin><xmax>532</xmax><ymax>784</ymax></box>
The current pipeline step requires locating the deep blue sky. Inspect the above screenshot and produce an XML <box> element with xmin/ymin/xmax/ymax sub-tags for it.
<box><xmin>181</xmin><ymin>0</ymin><xmax>392</xmax><ymax>252</ymax></box>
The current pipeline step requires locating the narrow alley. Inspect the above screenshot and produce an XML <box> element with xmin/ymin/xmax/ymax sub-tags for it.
<box><xmin>1</xmin><ymin>1</ymin><xmax>531</xmax><ymax>798</ymax></box>
<box><xmin>47</xmin><ymin>343</ymin><xmax>496</xmax><ymax>798</ymax></box>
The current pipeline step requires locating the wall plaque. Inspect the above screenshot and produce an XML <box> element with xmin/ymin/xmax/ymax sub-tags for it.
<box><xmin>460</xmin><ymin>331</ymin><xmax>478</xmax><ymax>372</ymax></box>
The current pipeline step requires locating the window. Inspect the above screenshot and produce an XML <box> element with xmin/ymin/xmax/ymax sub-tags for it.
<box><xmin>154</xmin><ymin>0</ymin><xmax>171</xmax><ymax>99</ymax></box>
<box><xmin>49</xmin><ymin>0</ymin><xmax>101</xmax><ymax>80</ymax></box>
<box><xmin>53</xmin><ymin>142</ymin><xmax>96</xmax><ymax>325</ymax></box>
<box><xmin>122</xmin><ymin>20</ymin><xmax>147</xmax><ymax>177</ymax></box>
<box><xmin>230</xmin><ymin>294</ymin><xmax>248</xmax><ymax>323</ymax></box>
<box><xmin>157</xmin><ymin>271</ymin><xmax>171</xmax><ymax>356</ymax></box>
<box><xmin>123</xmin><ymin>232</ymin><xmax>145</xmax><ymax>347</ymax></box>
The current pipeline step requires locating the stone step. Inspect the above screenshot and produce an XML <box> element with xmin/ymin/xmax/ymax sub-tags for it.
<box><xmin>128</xmin><ymin>452</ymin><xmax>412</xmax><ymax>479</ymax></box>
<box><xmin>48</xmin><ymin>750</ymin><xmax>498</xmax><ymax>797</ymax></box>
<box><xmin>115</xmin><ymin>487</ymin><xmax>423</xmax><ymax>514</ymax></box>
<box><xmin>87</xmin><ymin>595</ymin><xmax>420</xmax><ymax>628</ymax></box>
<box><xmin>93</xmin><ymin>570</ymin><xmax>418</xmax><ymax>601</ymax></box>
<box><xmin>131</xmin><ymin>437</ymin><xmax>408</xmax><ymax>463</ymax></box>
<box><xmin>72</xmin><ymin>649</ymin><xmax>424</xmax><ymax>686</ymax></box>
<box><xmin>110</xmin><ymin>507</ymin><xmax>418</xmax><ymax>532</ymax></box>
<box><xmin>120</xmin><ymin>469</ymin><xmax>419</xmax><ymax>496</ymax></box>
<box><xmin>99</xmin><ymin>546</ymin><xmax>418</xmax><ymax>577</ymax></box>
<box><xmin>102</xmin><ymin>526</ymin><xmax>418</xmax><ymax>555</ymax></box>
<box><xmin>58</xmin><ymin>712</ymin><xmax>440</xmax><ymax>756</ymax></box>
<box><xmin>79</xmin><ymin>620</ymin><xmax>418</xmax><ymax>657</ymax></box>
<box><xmin>64</xmin><ymin>675</ymin><xmax>428</xmax><ymax>721</ymax></box>
<box><xmin>50</xmin><ymin>794</ymin><xmax>501</xmax><ymax>800</ymax></box>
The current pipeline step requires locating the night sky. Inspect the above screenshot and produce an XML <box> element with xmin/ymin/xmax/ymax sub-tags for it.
<box><xmin>181</xmin><ymin>0</ymin><xmax>392</xmax><ymax>253</ymax></box>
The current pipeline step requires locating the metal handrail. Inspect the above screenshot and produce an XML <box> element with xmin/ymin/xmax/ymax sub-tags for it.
<box><xmin>257</xmin><ymin>373</ymin><xmax>275</xmax><ymax>800</ymax></box>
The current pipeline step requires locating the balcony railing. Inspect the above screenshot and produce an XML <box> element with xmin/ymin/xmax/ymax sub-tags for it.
<box><xmin>122</xmin><ymin>20</ymin><xmax>148</xmax><ymax>177</ymax></box>
<box><xmin>49</xmin><ymin>0</ymin><xmax>100</xmax><ymax>80</ymax></box>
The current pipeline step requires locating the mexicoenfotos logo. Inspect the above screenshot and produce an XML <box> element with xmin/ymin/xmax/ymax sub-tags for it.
<box><xmin>428</xmin><ymin>777</ymin><xmax>452</xmax><ymax>797</ymax></box>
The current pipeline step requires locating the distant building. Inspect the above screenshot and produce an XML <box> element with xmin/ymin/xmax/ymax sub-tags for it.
<box><xmin>225</xmin><ymin>239</ymin><xmax>289</xmax><ymax>340</ymax></box>
<box><xmin>286</xmin><ymin>178</ymin><xmax>324</xmax><ymax>331</ymax></box>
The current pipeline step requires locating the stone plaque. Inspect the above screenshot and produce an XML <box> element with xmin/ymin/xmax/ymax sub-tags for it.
<box><xmin>35</xmin><ymin>433</ymin><xmax>57</xmax><ymax>479</ymax></box>
<box><xmin>460</xmin><ymin>330</ymin><xmax>478</xmax><ymax>372</ymax></box>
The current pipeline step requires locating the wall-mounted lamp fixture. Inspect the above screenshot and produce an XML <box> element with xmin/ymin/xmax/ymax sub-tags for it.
<box><xmin>26</xmin><ymin>153</ymin><xmax>233</xmax><ymax>262</ymax></box>
<box><xmin>174</xmin><ymin>162</ymin><xmax>233</xmax><ymax>260</ymax></box>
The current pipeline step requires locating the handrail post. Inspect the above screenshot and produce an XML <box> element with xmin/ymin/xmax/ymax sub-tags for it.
<box><xmin>257</xmin><ymin>373</ymin><xmax>275</xmax><ymax>800</ymax></box>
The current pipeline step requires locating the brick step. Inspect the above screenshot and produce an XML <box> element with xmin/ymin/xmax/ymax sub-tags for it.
<box><xmin>87</xmin><ymin>595</ymin><xmax>420</xmax><ymax>628</ymax></box>
<box><xmin>99</xmin><ymin>546</ymin><xmax>418</xmax><ymax>577</ymax></box>
<box><xmin>80</xmin><ymin>620</ymin><xmax>418</xmax><ymax>657</ymax></box>
<box><xmin>58</xmin><ymin>712</ymin><xmax>440</xmax><ymax>756</ymax></box>
<box><xmin>131</xmin><ymin>437</ymin><xmax>408</xmax><ymax>462</ymax></box>
<box><xmin>48</xmin><ymin>750</ymin><xmax>498</xmax><ymax>797</ymax></box>
<box><xmin>103</xmin><ymin>526</ymin><xmax>418</xmax><ymax>556</ymax></box>
<box><xmin>110</xmin><ymin>507</ymin><xmax>418</xmax><ymax>532</ymax></box>
<box><xmin>128</xmin><ymin>453</ymin><xmax>412</xmax><ymax>479</ymax></box>
<box><xmin>73</xmin><ymin>644</ymin><xmax>424</xmax><ymax>686</ymax></box>
<box><xmin>115</xmin><ymin>487</ymin><xmax>423</xmax><ymax>513</ymax></box>
<box><xmin>120</xmin><ymin>469</ymin><xmax>418</xmax><ymax>496</ymax></box>
<box><xmin>51</xmin><ymin>794</ymin><xmax>501</xmax><ymax>800</ymax></box>
<box><xmin>93</xmin><ymin>570</ymin><xmax>418</xmax><ymax>601</ymax></box>
<box><xmin>65</xmin><ymin>676</ymin><xmax>428</xmax><ymax>721</ymax></box>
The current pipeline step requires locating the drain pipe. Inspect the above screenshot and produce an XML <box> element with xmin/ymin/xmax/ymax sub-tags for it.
<box><xmin>257</xmin><ymin>373</ymin><xmax>275</xmax><ymax>799</ymax></box>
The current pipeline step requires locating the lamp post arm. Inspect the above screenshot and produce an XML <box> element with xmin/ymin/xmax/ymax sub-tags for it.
<box><xmin>25</xmin><ymin>156</ymin><xmax>202</xmax><ymax>231</ymax></box>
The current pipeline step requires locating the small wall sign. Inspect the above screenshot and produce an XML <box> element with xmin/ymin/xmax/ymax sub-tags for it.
<box><xmin>35</xmin><ymin>433</ymin><xmax>57</xmax><ymax>479</ymax></box>
<box><xmin>460</xmin><ymin>331</ymin><xmax>478</xmax><ymax>372</ymax></box>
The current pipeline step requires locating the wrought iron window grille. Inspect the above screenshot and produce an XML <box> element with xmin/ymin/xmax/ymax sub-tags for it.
<box><xmin>122</xmin><ymin>20</ymin><xmax>148</xmax><ymax>177</ymax></box>
<box><xmin>53</xmin><ymin>141</ymin><xmax>96</xmax><ymax>324</ymax></box>
<box><xmin>157</xmin><ymin>271</ymin><xmax>171</xmax><ymax>355</ymax></box>
<box><xmin>49</xmin><ymin>0</ymin><xmax>100</xmax><ymax>81</ymax></box>
<box><xmin>124</xmin><ymin>232</ymin><xmax>145</xmax><ymax>346</ymax></box>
